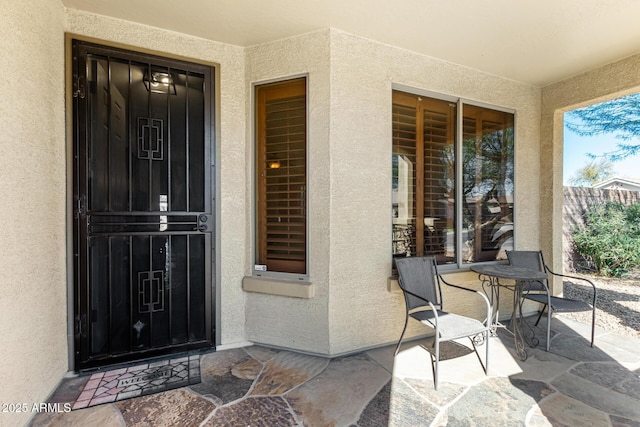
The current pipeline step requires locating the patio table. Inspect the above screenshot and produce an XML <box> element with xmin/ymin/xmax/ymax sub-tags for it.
<box><xmin>470</xmin><ymin>264</ymin><xmax>548</xmax><ymax>361</ymax></box>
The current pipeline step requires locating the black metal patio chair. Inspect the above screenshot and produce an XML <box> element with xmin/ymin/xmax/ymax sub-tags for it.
<box><xmin>394</xmin><ymin>256</ymin><xmax>491</xmax><ymax>390</ymax></box>
<box><xmin>506</xmin><ymin>250</ymin><xmax>598</xmax><ymax>350</ymax></box>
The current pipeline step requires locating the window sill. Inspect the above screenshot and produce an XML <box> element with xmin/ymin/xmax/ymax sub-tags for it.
<box><xmin>242</xmin><ymin>276</ymin><xmax>314</xmax><ymax>299</ymax></box>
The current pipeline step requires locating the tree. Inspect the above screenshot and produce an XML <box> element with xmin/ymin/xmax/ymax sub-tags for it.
<box><xmin>565</xmin><ymin>93</ymin><xmax>640</xmax><ymax>161</ymax></box>
<box><xmin>568</xmin><ymin>158</ymin><xmax>614</xmax><ymax>187</ymax></box>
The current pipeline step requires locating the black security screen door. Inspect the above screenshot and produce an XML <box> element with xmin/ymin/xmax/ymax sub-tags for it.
<box><xmin>72</xmin><ymin>41</ymin><xmax>215</xmax><ymax>370</ymax></box>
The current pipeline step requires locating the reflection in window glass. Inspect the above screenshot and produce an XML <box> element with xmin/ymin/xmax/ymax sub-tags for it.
<box><xmin>392</xmin><ymin>90</ymin><xmax>514</xmax><ymax>269</ymax></box>
<box><xmin>461</xmin><ymin>105</ymin><xmax>514</xmax><ymax>263</ymax></box>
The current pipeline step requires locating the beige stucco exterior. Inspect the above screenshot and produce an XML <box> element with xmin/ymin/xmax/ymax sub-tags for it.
<box><xmin>241</xmin><ymin>28</ymin><xmax>543</xmax><ymax>355</ymax></box>
<box><xmin>0</xmin><ymin>1</ymin><xmax>67</xmax><ymax>426</ymax></box>
<box><xmin>325</xmin><ymin>30</ymin><xmax>542</xmax><ymax>354</ymax></box>
<box><xmin>2</xmin><ymin>2</ymin><xmax>637</xmax><ymax>425</ymax></box>
<box><xmin>244</xmin><ymin>30</ymin><xmax>333</xmax><ymax>354</ymax></box>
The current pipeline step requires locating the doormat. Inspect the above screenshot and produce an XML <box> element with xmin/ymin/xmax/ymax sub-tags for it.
<box><xmin>72</xmin><ymin>355</ymin><xmax>200</xmax><ymax>410</ymax></box>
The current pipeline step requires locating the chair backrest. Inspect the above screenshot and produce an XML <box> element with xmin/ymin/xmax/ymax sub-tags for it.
<box><xmin>395</xmin><ymin>256</ymin><xmax>442</xmax><ymax>311</ymax></box>
<box><xmin>506</xmin><ymin>250</ymin><xmax>548</xmax><ymax>291</ymax></box>
<box><xmin>506</xmin><ymin>250</ymin><xmax>545</xmax><ymax>272</ymax></box>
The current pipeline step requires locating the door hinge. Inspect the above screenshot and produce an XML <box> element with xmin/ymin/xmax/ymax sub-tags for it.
<box><xmin>73</xmin><ymin>76</ymin><xmax>86</xmax><ymax>99</ymax></box>
<box><xmin>75</xmin><ymin>314</ymin><xmax>87</xmax><ymax>338</ymax></box>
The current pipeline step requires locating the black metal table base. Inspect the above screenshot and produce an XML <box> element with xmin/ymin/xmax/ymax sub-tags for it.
<box><xmin>472</xmin><ymin>265</ymin><xmax>548</xmax><ymax>361</ymax></box>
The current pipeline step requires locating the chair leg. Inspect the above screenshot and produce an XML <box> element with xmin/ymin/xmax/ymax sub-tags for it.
<box><xmin>545</xmin><ymin>309</ymin><xmax>551</xmax><ymax>351</ymax></box>
<box><xmin>433</xmin><ymin>337</ymin><xmax>440</xmax><ymax>390</ymax></box>
<box><xmin>590</xmin><ymin>306</ymin><xmax>596</xmax><ymax>347</ymax></box>
<box><xmin>533</xmin><ymin>303</ymin><xmax>551</xmax><ymax>351</ymax></box>
<box><xmin>394</xmin><ymin>314</ymin><xmax>409</xmax><ymax>356</ymax></box>
<box><xmin>485</xmin><ymin>330</ymin><xmax>490</xmax><ymax>374</ymax></box>
<box><xmin>534</xmin><ymin>304</ymin><xmax>547</xmax><ymax>326</ymax></box>
<box><xmin>469</xmin><ymin>334</ymin><xmax>489</xmax><ymax>376</ymax></box>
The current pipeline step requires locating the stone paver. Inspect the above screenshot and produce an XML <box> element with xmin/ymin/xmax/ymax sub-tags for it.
<box><xmin>402</xmin><ymin>377</ymin><xmax>466</xmax><ymax>408</ymax></box>
<box><xmin>610</xmin><ymin>414</ymin><xmax>640</xmax><ymax>427</ymax></box>
<box><xmin>251</xmin><ymin>351</ymin><xmax>329</xmax><ymax>396</ymax></box>
<box><xmin>552</xmin><ymin>371</ymin><xmax>640</xmax><ymax>420</ymax></box>
<box><xmin>29</xmin><ymin>316</ymin><xmax>640</xmax><ymax>426</ymax></box>
<box><xmin>116</xmin><ymin>388</ymin><xmax>215</xmax><ymax>426</ymax></box>
<box><xmin>244</xmin><ymin>345</ymin><xmax>280</xmax><ymax>363</ymax></box>
<box><xmin>30</xmin><ymin>403</ymin><xmax>124</xmax><ymax>427</ymax></box>
<box><xmin>571</xmin><ymin>362</ymin><xmax>640</xmax><ymax>400</ymax></box>
<box><xmin>285</xmin><ymin>354</ymin><xmax>391</xmax><ymax>426</ymax></box>
<box><xmin>385</xmin><ymin>379</ymin><xmax>441</xmax><ymax>425</ymax></box>
<box><xmin>355</xmin><ymin>379</ymin><xmax>441</xmax><ymax>427</ymax></box>
<box><xmin>442</xmin><ymin>377</ymin><xmax>554</xmax><ymax>426</ymax></box>
<box><xmin>189</xmin><ymin>348</ymin><xmax>256</xmax><ymax>404</ymax></box>
<box><xmin>528</xmin><ymin>392</ymin><xmax>611</xmax><ymax>427</ymax></box>
<box><xmin>204</xmin><ymin>397</ymin><xmax>298</xmax><ymax>427</ymax></box>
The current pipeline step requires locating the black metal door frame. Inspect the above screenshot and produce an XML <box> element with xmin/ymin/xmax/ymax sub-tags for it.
<box><xmin>72</xmin><ymin>40</ymin><xmax>215</xmax><ymax>370</ymax></box>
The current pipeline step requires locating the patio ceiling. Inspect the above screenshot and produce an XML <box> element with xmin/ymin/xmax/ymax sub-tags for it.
<box><xmin>62</xmin><ymin>0</ymin><xmax>640</xmax><ymax>87</ymax></box>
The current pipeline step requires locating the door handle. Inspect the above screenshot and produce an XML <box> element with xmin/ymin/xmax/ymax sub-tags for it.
<box><xmin>197</xmin><ymin>214</ymin><xmax>209</xmax><ymax>232</ymax></box>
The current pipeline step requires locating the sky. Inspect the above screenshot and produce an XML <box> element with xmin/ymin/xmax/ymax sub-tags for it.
<box><xmin>562</xmin><ymin>121</ymin><xmax>640</xmax><ymax>186</ymax></box>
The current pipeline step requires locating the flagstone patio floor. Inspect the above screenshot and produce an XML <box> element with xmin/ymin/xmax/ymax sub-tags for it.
<box><xmin>30</xmin><ymin>316</ymin><xmax>640</xmax><ymax>426</ymax></box>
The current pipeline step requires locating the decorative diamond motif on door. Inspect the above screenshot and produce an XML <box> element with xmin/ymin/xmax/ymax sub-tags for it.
<box><xmin>138</xmin><ymin>270</ymin><xmax>165</xmax><ymax>313</ymax></box>
<box><xmin>137</xmin><ymin>117</ymin><xmax>164</xmax><ymax>160</ymax></box>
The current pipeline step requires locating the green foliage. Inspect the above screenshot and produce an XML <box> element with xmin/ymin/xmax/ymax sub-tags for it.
<box><xmin>565</xmin><ymin>93</ymin><xmax>640</xmax><ymax>161</ymax></box>
<box><xmin>568</xmin><ymin>159</ymin><xmax>614</xmax><ymax>187</ymax></box>
<box><xmin>572</xmin><ymin>202</ymin><xmax>640</xmax><ymax>277</ymax></box>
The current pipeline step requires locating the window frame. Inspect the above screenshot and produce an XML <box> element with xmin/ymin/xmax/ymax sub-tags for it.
<box><xmin>392</xmin><ymin>84</ymin><xmax>516</xmax><ymax>272</ymax></box>
<box><xmin>252</xmin><ymin>76</ymin><xmax>309</xmax><ymax>280</ymax></box>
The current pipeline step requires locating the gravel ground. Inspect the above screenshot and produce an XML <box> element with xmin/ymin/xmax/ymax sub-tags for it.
<box><xmin>561</xmin><ymin>271</ymin><xmax>640</xmax><ymax>339</ymax></box>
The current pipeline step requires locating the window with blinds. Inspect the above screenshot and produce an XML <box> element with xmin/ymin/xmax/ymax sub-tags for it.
<box><xmin>392</xmin><ymin>90</ymin><xmax>514</xmax><ymax>269</ymax></box>
<box><xmin>462</xmin><ymin>104</ymin><xmax>514</xmax><ymax>263</ymax></box>
<box><xmin>392</xmin><ymin>91</ymin><xmax>456</xmax><ymax>266</ymax></box>
<box><xmin>256</xmin><ymin>78</ymin><xmax>307</xmax><ymax>275</ymax></box>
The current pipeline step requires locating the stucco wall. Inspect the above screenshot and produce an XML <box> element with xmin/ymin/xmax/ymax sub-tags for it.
<box><xmin>326</xmin><ymin>30</ymin><xmax>542</xmax><ymax>354</ymax></box>
<box><xmin>0</xmin><ymin>1</ymin><xmax>67</xmax><ymax>425</ymax></box>
<box><xmin>65</xmin><ymin>9</ymin><xmax>248</xmax><ymax>347</ymax></box>
<box><xmin>241</xmin><ymin>29</ymin><xmax>542</xmax><ymax>356</ymax></box>
<box><xmin>244</xmin><ymin>31</ymin><xmax>332</xmax><ymax>353</ymax></box>
<box><xmin>540</xmin><ymin>53</ymin><xmax>640</xmax><ymax>290</ymax></box>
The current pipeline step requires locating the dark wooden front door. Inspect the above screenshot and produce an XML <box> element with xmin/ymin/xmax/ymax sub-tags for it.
<box><xmin>72</xmin><ymin>41</ymin><xmax>215</xmax><ymax>370</ymax></box>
